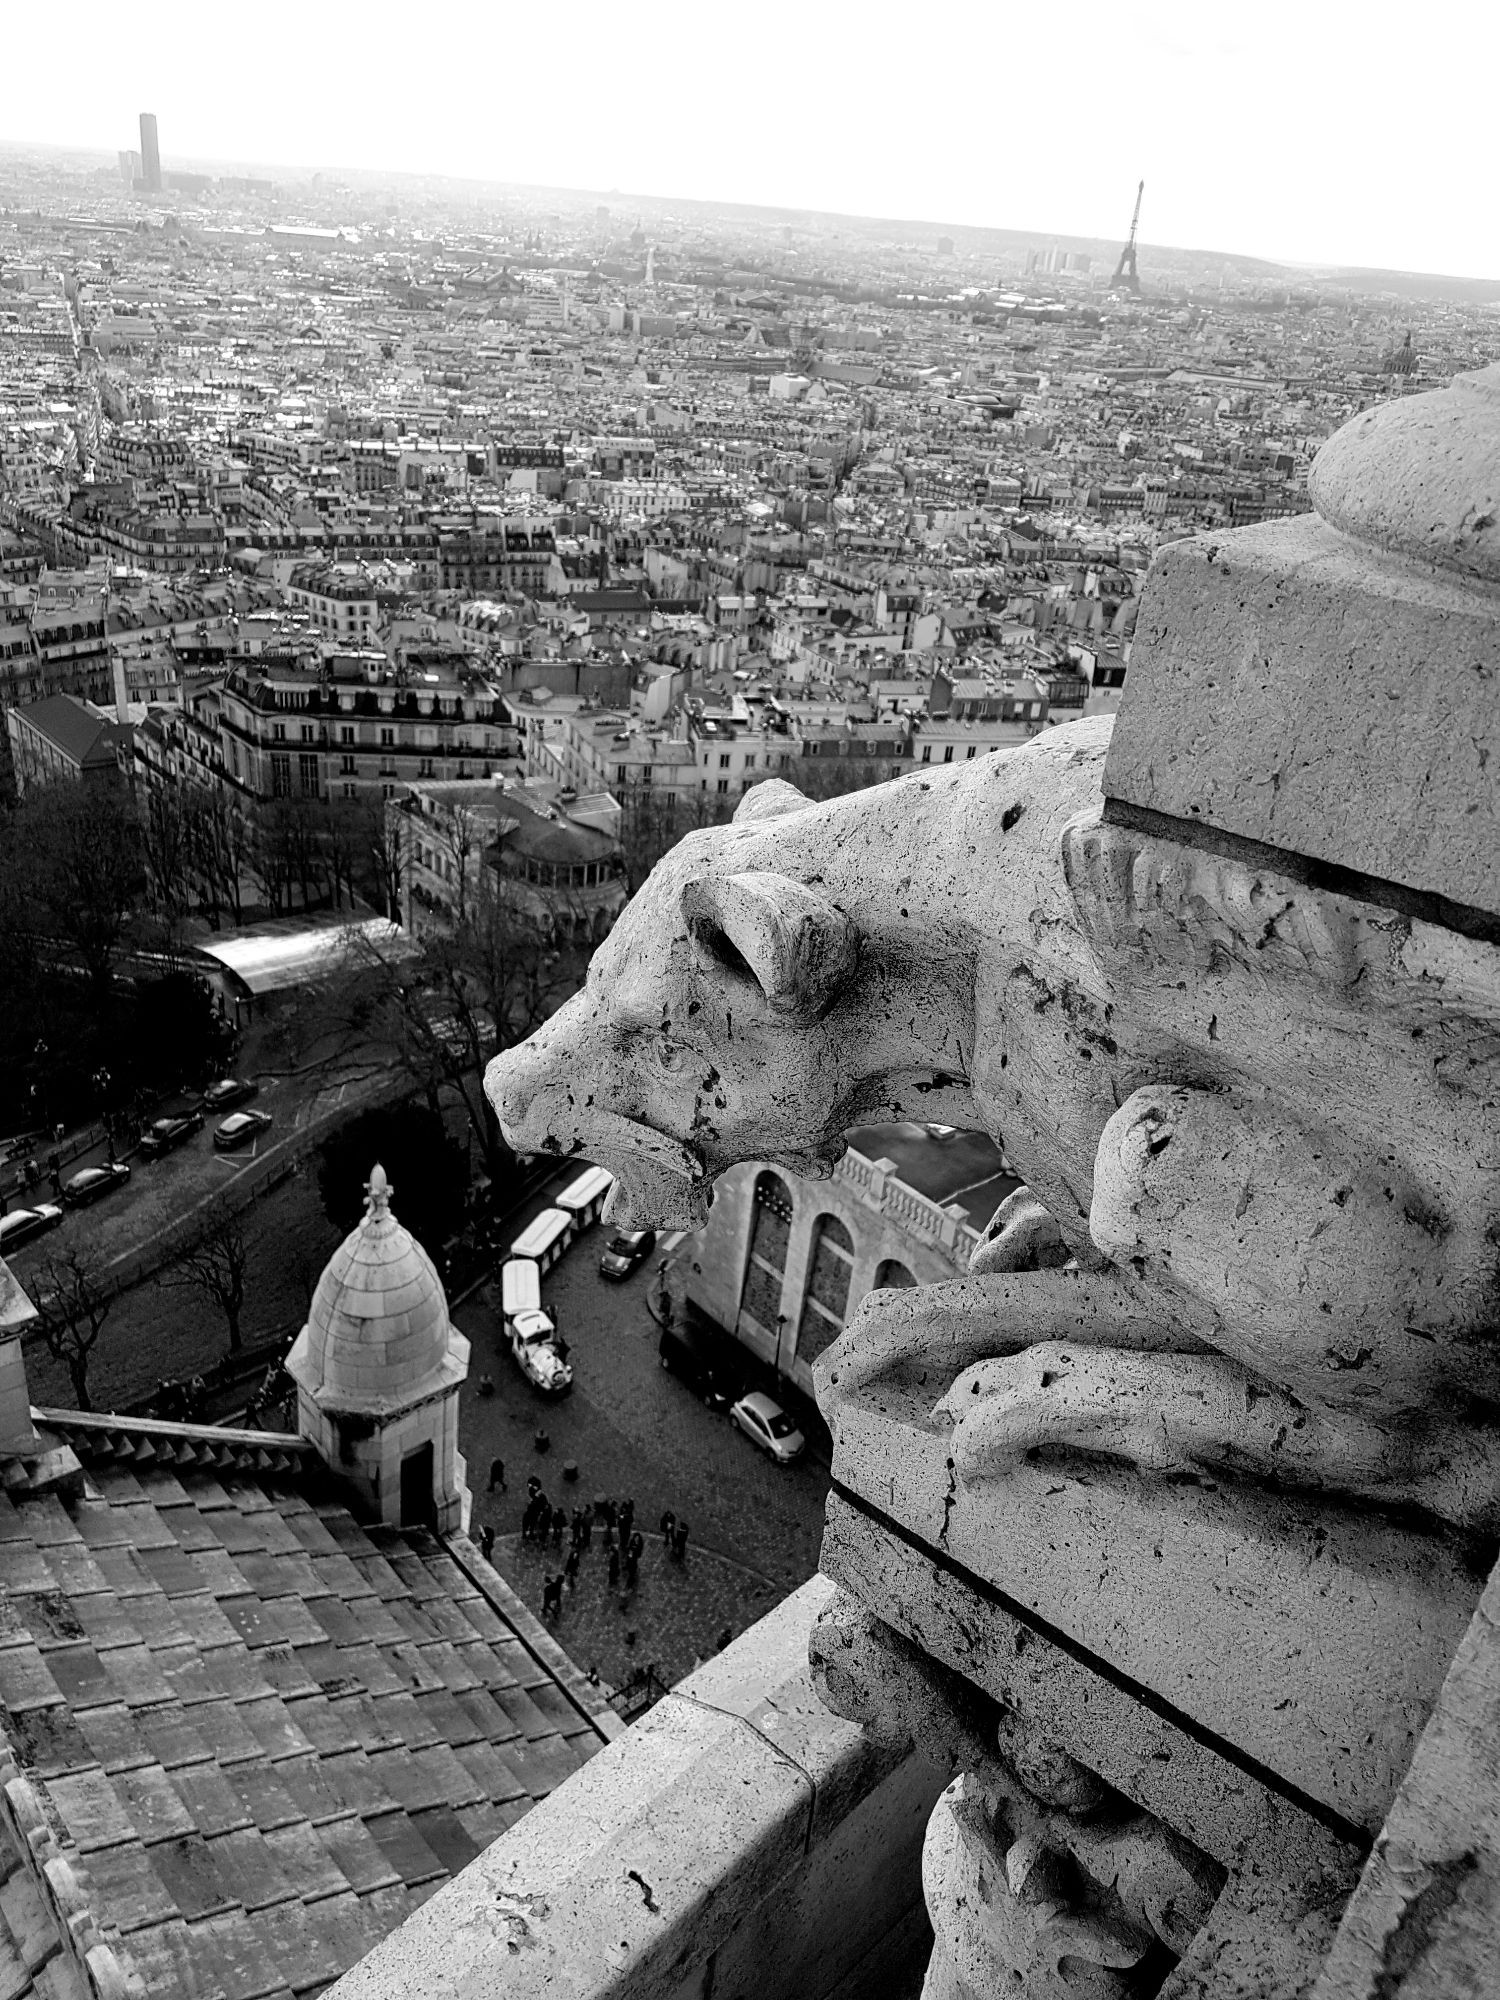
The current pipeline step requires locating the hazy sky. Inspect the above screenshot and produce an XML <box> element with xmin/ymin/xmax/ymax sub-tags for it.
<box><xmin>7</xmin><ymin>1</ymin><xmax>1495</xmax><ymax>280</ymax></box>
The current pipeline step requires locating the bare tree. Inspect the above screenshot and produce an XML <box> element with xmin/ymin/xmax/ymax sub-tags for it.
<box><xmin>31</xmin><ymin>1249</ymin><xmax>113</xmax><ymax>1412</ymax></box>
<box><xmin>157</xmin><ymin>1204</ymin><xmax>250</xmax><ymax>1353</ymax></box>
<box><xmin>15</xmin><ymin>780</ymin><xmax>143</xmax><ymax>1017</ymax></box>
<box><xmin>328</xmin><ymin>871</ymin><xmax>582</xmax><ymax>1176</ymax></box>
<box><xmin>140</xmin><ymin>785</ymin><xmax>193</xmax><ymax>938</ymax></box>
<box><xmin>359</xmin><ymin>798</ymin><xmax>405</xmax><ymax>920</ymax></box>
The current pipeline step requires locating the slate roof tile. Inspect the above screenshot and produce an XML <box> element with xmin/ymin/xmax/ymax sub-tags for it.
<box><xmin>73</xmin><ymin>1704</ymin><xmax>152</xmax><ymax>1776</ymax></box>
<box><xmin>315</xmin><ymin>1817</ymin><xmax>400</xmax><ymax>1897</ymax></box>
<box><xmin>76</xmin><ymin>1840</ymin><xmax>177</xmax><ymax>1931</ymax></box>
<box><xmin>404</xmin><ymin>1808</ymin><xmax>480</xmax><ymax>1877</ymax></box>
<box><xmin>0</xmin><ymin>1455</ymin><xmax>612</xmax><ymax>2000</ymax></box>
<box><xmin>148</xmin><ymin>1833</ymin><xmax>236</xmax><ymax>1922</ymax></box>
<box><xmin>3</xmin><ymin>1704</ymin><xmax>92</xmax><ymax>1779</ymax></box>
<box><xmin>180</xmin><ymin>1906</ymin><xmax>291</xmax><ymax>2000</ymax></box>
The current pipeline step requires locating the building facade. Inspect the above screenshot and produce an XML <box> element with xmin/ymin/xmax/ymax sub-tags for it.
<box><xmin>681</xmin><ymin>1128</ymin><xmax>1013</xmax><ymax>1395</ymax></box>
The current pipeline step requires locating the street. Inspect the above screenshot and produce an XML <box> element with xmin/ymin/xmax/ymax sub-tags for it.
<box><xmin>455</xmin><ymin>1210</ymin><xmax>832</xmax><ymax>1689</ymax></box>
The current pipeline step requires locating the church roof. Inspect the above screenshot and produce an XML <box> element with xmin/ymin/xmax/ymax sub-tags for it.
<box><xmin>0</xmin><ymin>1435</ymin><xmax>613</xmax><ymax>2000</ymax></box>
<box><xmin>289</xmin><ymin>1168</ymin><xmax>464</xmax><ymax>1414</ymax></box>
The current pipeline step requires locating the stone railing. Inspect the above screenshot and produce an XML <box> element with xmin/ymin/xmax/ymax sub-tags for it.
<box><xmin>834</xmin><ymin>1146</ymin><xmax>982</xmax><ymax>1269</ymax></box>
<box><xmin>325</xmin><ymin>1576</ymin><xmax>947</xmax><ymax>2000</ymax></box>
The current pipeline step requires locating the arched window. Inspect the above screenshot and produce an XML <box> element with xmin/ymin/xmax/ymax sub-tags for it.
<box><xmin>738</xmin><ymin>1171</ymin><xmax>793</xmax><ymax>1342</ymax></box>
<box><xmin>795</xmin><ymin>1214</ymin><xmax>855</xmax><ymax>1365</ymax></box>
<box><xmin>874</xmin><ymin>1259</ymin><xmax>916</xmax><ymax>1290</ymax></box>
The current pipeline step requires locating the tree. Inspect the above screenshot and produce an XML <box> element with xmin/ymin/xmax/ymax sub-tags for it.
<box><xmin>617</xmin><ymin>782</ymin><xmax>736</xmax><ymax>894</ymax></box>
<box><xmin>11</xmin><ymin>779</ymin><xmax>143</xmax><ymax>1017</ymax></box>
<box><xmin>140</xmin><ymin>783</ymin><xmax>194</xmax><ymax>944</ymax></box>
<box><xmin>31</xmin><ymin>1249</ymin><xmax>112</xmax><ymax>1411</ymax></box>
<box><xmin>332</xmin><ymin>871</ymin><xmax>584</xmax><ymax>1179</ymax></box>
<box><xmin>355</xmin><ymin>797</ymin><xmax>404</xmax><ymax>919</ymax></box>
<box><xmin>157</xmin><ymin>1204</ymin><xmax>250</xmax><ymax>1353</ymax></box>
<box><xmin>317</xmin><ymin>1102</ymin><xmax>468</xmax><ymax>1259</ymax></box>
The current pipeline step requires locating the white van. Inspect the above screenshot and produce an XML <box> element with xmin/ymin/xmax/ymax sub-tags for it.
<box><xmin>508</xmin><ymin>1206</ymin><xmax>574</xmax><ymax>1275</ymax></box>
<box><xmin>556</xmin><ymin>1165</ymin><xmax>615</xmax><ymax>1232</ymax></box>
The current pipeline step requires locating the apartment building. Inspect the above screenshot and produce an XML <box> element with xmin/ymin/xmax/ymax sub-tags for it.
<box><xmin>391</xmin><ymin>776</ymin><xmax>627</xmax><ymax>941</ymax></box>
<box><xmin>217</xmin><ymin>647</ymin><xmax>520</xmax><ymax>806</ymax></box>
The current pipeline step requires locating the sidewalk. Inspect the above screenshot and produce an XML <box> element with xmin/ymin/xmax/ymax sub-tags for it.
<box><xmin>474</xmin><ymin>1524</ymin><xmax>780</xmax><ymax>1691</ymax></box>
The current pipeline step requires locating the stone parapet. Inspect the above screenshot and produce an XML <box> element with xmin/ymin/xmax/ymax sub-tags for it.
<box><xmin>324</xmin><ymin>1576</ymin><xmax>946</xmax><ymax>2000</ymax></box>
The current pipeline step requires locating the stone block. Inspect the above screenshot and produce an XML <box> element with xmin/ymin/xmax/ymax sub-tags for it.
<box><xmin>827</xmin><ymin>1384</ymin><xmax>1481</xmax><ymax>1838</ymax></box>
<box><xmin>1102</xmin><ymin>514</ymin><xmax>1500</xmax><ymax>919</ymax></box>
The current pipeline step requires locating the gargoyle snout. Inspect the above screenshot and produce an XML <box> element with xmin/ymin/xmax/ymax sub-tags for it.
<box><xmin>484</xmin><ymin>1020</ymin><xmax>584</xmax><ymax>1157</ymax></box>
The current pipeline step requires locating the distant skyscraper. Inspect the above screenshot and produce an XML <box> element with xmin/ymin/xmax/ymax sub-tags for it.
<box><xmin>139</xmin><ymin>112</ymin><xmax>161</xmax><ymax>193</ymax></box>
<box><xmin>117</xmin><ymin>149</ymin><xmax>140</xmax><ymax>189</ymax></box>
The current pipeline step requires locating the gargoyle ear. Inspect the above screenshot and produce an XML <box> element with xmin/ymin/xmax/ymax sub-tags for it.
<box><xmin>732</xmin><ymin>778</ymin><xmax>810</xmax><ymax>825</ymax></box>
<box><xmin>680</xmin><ymin>872</ymin><xmax>858</xmax><ymax>1024</ymax></box>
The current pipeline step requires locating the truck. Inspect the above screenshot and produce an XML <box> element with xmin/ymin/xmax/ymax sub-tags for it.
<box><xmin>499</xmin><ymin>1258</ymin><xmax>573</xmax><ymax>1396</ymax></box>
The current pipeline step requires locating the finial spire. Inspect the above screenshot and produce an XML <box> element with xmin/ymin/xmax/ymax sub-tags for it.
<box><xmin>365</xmin><ymin>1164</ymin><xmax>392</xmax><ymax>1217</ymax></box>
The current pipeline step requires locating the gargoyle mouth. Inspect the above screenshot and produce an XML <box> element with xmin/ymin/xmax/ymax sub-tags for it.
<box><xmin>586</xmin><ymin>1113</ymin><xmax>713</xmax><ymax>1231</ymax></box>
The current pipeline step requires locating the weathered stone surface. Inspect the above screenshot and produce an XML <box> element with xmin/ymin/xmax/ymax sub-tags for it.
<box><xmin>1308</xmin><ymin>362</ymin><xmax>1500</xmax><ymax>586</ymax></box>
<box><xmin>1312</xmin><ymin>1552</ymin><xmax>1500</xmax><ymax>2000</ymax></box>
<box><xmin>821</xmin><ymin>1491</ymin><xmax>1418</xmax><ymax>1868</ymax></box>
<box><xmin>1101</xmin><ymin>513</ymin><xmax>1500</xmax><ymax>919</ymax></box>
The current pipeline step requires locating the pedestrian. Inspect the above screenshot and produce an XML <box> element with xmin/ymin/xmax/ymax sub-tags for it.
<box><xmin>570</xmin><ymin>1506</ymin><xmax>584</xmax><ymax>1549</ymax></box>
<box><xmin>520</xmin><ymin>1498</ymin><xmax>537</xmax><ymax>1543</ymax></box>
<box><xmin>607</xmin><ymin>1545</ymin><xmax>620</xmax><ymax>1587</ymax></box>
<box><xmin>551</xmin><ymin>1503</ymin><xmax>566</xmax><ymax>1546</ymax></box>
<box><xmin>619</xmin><ymin>1498</ymin><xmax>635</xmax><ymax>1542</ymax></box>
<box><xmin>628</xmin><ymin>1529</ymin><xmax>644</xmax><ymax>1561</ymax></box>
<box><xmin>660</xmin><ymin>1508</ymin><xmax>676</xmax><ymax>1545</ymax></box>
<box><xmin>527</xmin><ymin>1474</ymin><xmax>543</xmax><ymax>1502</ymax></box>
<box><xmin>672</xmin><ymin>1520</ymin><xmax>690</xmax><ymax>1564</ymax></box>
<box><xmin>477</xmin><ymin>1372</ymin><xmax>495</xmax><ymax>1399</ymax></box>
<box><xmin>488</xmin><ymin>1456</ymin><xmax>506</xmax><ymax>1493</ymax></box>
<box><xmin>564</xmin><ymin>1546</ymin><xmax>580</xmax><ymax>1590</ymax></box>
<box><xmin>623</xmin><ymin>1554</ymin><xmax>639</xmax><ymax>1591</ymax></box>
<box><xmin>717</xmin><ymin>1627</ymin><xmax>732</xmax><ymax>1653</ymax></box>
<box><xmin>477</xmin><ymin>1524</ymin><xmax>495</xmax><ymax>1561</ymax></box>
<box><xmin>542</xmin><ymin>1575</ymin><xmax>562</xmax><ymax>1620</ymax></box>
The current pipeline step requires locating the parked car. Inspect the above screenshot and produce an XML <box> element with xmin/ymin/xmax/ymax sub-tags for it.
<box><xmin>599</xmin><ymin>1227</ymin><xmax>656</xmax><ymax>1281</ymax></box>
<box><xmin>139</xmin><ymin>1111</ymin><xmax>204</xmax><ymax>1157</ymax></box>
<box><xmin>0</xmin><ymin>1204</ymin><xmax>63</xmax><ymax>1252</ymax></box>
<box><xmin>213</xmin><ymin>1109</ymin><xmax>273</xmax><ymax>1152</ymax></box>
<box><xmin>729</xmin><ymin>1391</ymin><xmax>806</xmax><ymax>1464</ymax></box>
<box><xmin>658</xmin><ymin>1322</ymin><xmax>739</xmax><ymax>1411</ymax></box>
<box><xmin>201</xmin><ymin>1079</ymin><xmax>258</xmax><ymax>1114</ymax></box>
<box><xmin>62</xmin><ymin>1163</ymin><xmax>131</xmax><ymax>1208</ymax></box>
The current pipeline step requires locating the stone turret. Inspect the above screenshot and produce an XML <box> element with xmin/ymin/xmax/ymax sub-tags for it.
<box><xmin>286</xmin><ymin>1165</ymin><xmax>470</xmax><ymax>1533</ymax></box>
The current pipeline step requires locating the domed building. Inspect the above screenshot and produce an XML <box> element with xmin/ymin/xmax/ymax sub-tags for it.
<box><xmin>287</xmin><ymin>1164</ymin><xmax>471</xmax><ymax>1533</ymax></box>
<box><xmin>1381</xmin><ymin>328</ymin><xmax>1419</xmax><ymax>379</ymax></box>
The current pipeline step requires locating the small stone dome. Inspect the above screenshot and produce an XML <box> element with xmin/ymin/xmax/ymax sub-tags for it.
<box><xmin>290</xmin><ymin>1165</ymin><xmax>460</xmax><ymax>1412</ymax></box>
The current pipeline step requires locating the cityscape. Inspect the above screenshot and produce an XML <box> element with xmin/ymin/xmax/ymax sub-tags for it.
<box><xmin>0</xmin><ymin>104</ymin><xmax>1495</xmax><ymax>2000</ymax></box>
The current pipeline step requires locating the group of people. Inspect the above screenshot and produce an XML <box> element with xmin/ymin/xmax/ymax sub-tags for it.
<box><xmin>474</xmin><ymin>1458</ymin><xmax>699</xmax><ymax>1629</ymax></box>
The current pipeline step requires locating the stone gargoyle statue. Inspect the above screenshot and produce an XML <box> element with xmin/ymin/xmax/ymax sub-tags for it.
<box><xmin>486</xmin><ymin>713</ymin><xmax>1500</xmax><ymax>1531</ymax></box>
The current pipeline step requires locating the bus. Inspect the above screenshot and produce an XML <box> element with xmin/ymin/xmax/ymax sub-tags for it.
<box><xmin>555</xmin><ymin>1165</ymin><xmax>615</xmax><ymax>1232</ymax></box>
<box><xmin>508</xmin><ymin>1206</ymin><xmax>575</xmax><ymax>1276</ymax></box>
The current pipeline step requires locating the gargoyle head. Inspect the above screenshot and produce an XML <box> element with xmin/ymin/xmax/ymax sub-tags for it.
<box><xmin>486</xmin><ymin>783</ymin><xmax>861</xmax><ymax>1228</ymax></box>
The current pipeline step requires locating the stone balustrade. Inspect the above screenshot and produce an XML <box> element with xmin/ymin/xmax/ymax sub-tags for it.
<box><xmin>832</xmin><ymin>1146</ymin><xmax>982</xmax><ymax>1270</ymax></box>
<box><xmin>324</xmin><ymin>1577</ymin><xmax>947</xmax><ymax>2000</ymax></box>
